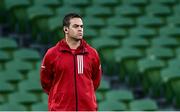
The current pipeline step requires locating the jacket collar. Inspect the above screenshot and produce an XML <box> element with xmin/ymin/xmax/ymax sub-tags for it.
<box><xmin>57</xmin><ymin>39</ymin><xmax>88</xmax><ymax>54</ymax></box>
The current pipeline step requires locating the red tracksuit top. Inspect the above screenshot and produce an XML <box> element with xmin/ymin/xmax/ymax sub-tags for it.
<box><xmin>40</xmin><ymin>39</ymin><xmax>102</xmax><ymax>111</ymax></box>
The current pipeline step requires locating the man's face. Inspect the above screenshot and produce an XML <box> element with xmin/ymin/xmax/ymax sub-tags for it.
<box><xmin>65</xmin><ymin>18</ymin><xmax>83</xmax><ymax>40</ymax></box>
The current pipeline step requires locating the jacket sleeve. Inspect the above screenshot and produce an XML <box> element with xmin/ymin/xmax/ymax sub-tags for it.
<box><xmin>92</xmin><ymin>50</ymin><xmax>102</xmax><ymax>91</ymax></box>
<box><xmin>40</xmin><ymin>49</ymin><xmax>54</xmax><ymax>95</ymax></box>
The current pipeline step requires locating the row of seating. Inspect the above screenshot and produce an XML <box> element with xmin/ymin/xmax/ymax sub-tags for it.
<box><xmin>1</xmin><ymin>0</ymin><xmax>180</xmax><ymax>45</ymax></box>
<box><xmin>0</xmin><ymin>36</ymin><xmax>177</xmax><ymax>110</ymax></box>
<box><xmin>1</xmin><ymin>0</ymin><xmax>180</xmax><ymax>110</ymax></box>
<box><xmin>1</xmin><ymin>29</ymin><xmax>180</xmax><ymax>110</ymax></box>
<box><xmin>0</xmin><ymin>36</ymin><xmax>45</xmax><ymax>110</ymax></box>
<box><xmin>96</xmin><ymin>79</ymin><xmax>159</xmax><ymax>111</ymax></box>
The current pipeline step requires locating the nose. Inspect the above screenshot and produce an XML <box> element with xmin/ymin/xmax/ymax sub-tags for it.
<box><xmin>78</xmin><ymin>27</ymin><xmax>83</xmax><ymax>31</ymax></box>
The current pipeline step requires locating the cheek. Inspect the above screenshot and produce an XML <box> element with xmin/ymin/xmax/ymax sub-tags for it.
<box><xmin>71</xmin><ymin>29</ymin><xmax>78</xmax><ymax>35</ymax></box>
<box><xmin>68</xmin><ymin>30</ymin><xmax>74</xmax><ymax>35</ymax></box>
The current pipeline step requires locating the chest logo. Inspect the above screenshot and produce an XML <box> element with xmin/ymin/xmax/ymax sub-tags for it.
<box><xmin>77</xmin><ymin>55</ymin><xmax>83</xmax><ymax>74</ymax></box>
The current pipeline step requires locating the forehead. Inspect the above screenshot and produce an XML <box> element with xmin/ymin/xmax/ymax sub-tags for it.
<box><xmin>69</xmin><ymin>18</ymin><xmax>83</xmax><ymax>25</ymax></box>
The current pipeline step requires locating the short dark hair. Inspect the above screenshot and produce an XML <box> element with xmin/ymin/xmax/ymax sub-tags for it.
<box><xmin>63</xmin><ymin>13</ymin><xmax>82</xmax><ymax>27</ymax></box>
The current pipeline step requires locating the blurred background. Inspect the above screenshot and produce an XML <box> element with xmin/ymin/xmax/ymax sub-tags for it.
<box><xmin>0</xmin><ymin>0</ymin><xmax>180</xmax><ymax>111</ymax></box>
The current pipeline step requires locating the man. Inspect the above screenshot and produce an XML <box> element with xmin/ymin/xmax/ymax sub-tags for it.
<box><xmin>40</xmin><ymin>13</ymin><xmax>102</xmax><ymax>111</ymax></box>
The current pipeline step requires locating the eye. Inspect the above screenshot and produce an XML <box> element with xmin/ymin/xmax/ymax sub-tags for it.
<box><xmin>73</xmin><ymin>25</ymin><xmax>78</xmax><ymax>28</ymax></box>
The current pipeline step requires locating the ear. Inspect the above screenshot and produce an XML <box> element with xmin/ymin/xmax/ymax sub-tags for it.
<box><xmin>63</xmin><ymin>26</ymin><xmax>68</xmax><ymax>34</ymax></box>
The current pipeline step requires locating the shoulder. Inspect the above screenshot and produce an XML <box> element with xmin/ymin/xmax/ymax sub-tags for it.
<box><xmin>43</xmin><ymin>44</ymin><xmax>58</xmax><ymax>61</ymax></box>
<box><xmin>46</xmin><ymin>46</ymin><xmax>56</xmax><ymax>56</ymax></box>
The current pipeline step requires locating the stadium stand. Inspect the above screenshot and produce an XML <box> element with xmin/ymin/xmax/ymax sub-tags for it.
<box><xmin>0</xmin><ymin>0</ymin><xmax>180</xmax><ymax>111</ymax></box>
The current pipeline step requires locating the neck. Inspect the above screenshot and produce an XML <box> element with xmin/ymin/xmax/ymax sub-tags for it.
<box><xmin>65</xmin><ymin>37</ymin><xmax>81</xmax><ymax>49</ymax></box>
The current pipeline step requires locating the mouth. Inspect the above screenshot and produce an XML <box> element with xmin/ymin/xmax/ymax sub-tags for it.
<box><xmin>78</xmin><ymin>33</ymin><xmax>83</xmax><ymax>36</ymax></box>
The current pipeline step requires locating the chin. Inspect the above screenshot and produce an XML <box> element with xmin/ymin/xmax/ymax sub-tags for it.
<box><xmin>74</xmin><ymin>37</ymin><xmax>82</xmax><ymax>41</ymax></box>
<box><xmin>76</xmin><ymin>36</ymin><xmax>83</xmax><ymax>40</ymax></box>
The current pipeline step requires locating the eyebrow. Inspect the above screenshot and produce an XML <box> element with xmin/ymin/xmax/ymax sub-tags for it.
<box><xmin>73</xmin><ymin>24</ymin><xmax>83</xmax><ymax>27</ymax></box>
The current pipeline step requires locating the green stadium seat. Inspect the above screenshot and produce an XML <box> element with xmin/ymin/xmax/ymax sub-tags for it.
<box><xmin>28</xmin><ymin>70</ymin><xmax>40</xmax><ymax>81</ymax></box>
<box><xmin>0</xmin><ymin>70</ymin><xmax>22</xmax><ymax>84</ymax></box>
<box><xmin>18</xmin><ymin>79</ymin><xmax>42</xmax><ymax>102</ymax></box>
<box><xmin>3</xmin><ymin>0</ymin><xmax>30</xmax><ymax>11</ymax></box>
<box><xmin>129</xmin><ymin>99</ymin><xmax>158</xmax><ymax>110</ymax></box>
<box><xmin>91</xmin><ymin>37</ymin><xmax>119</xmax><ymax>50</ymax></box>
<box><xmin>96</xmin><ymin>92</ymin><xmax>103</xmax><ymax>102</ymax></box>
<box><xmin>85</xmin><ymin>5</ymin><xmax>112</xmax><ymax>17</ymax></box>
<box><xmin>138</xmin><ymin>58</ymin><xmax>166</xmax><ymax>74</ymax></box>
<box><xmin>0</xmin><ymin>37</ymin><xmax>18</xmax><ymax>50</ymax></box>
<box><xmin>2</xmin><ymin>0</ymin><xmax>30</xmax><ymax>33</ymax></box>
<box><xmin>31</xmin><ymin>102</ymin><xmax>48</xmax><ymax>111</ymax></box>
<box><xmin>0</xmin><ymin>69</ymin><xmax>22</xmax><ymax>91</ymax></box>
<box><xmin>55</xmin><ymin>6</ymin><xmax>83</xmax><ymax>17</ymax></box>
<box><xmin>27</xmin><ymin>5</ymin><xmax>54</xmax><ymax>43</ymax></box>
<box><xmin>91</xmin><ymin>37</ymin><xmax>119</xmax><ymax>75</ymax></box>
<box><xmin>114</xmin><ymin>47</ymin><xmax>142</xmax><ymax>83</ymax></box>
<box><xmin>32</xmin><ymin>0</ymin><xmax>61</xmax><ymax>7</ymax></box>
<box><xmin>13</xmin><ymin>48</ymin><xmax>41</xmax><ymax>69</ymax></box>
<box><xmin>146</xmin><ymin>4</ymin><xmax>171</xmax><ymax>16</ymax></box>
<box><xmin>107</xmin><ymin>16</ymin><xmax>135</xmax><ymax>28</ymax></box>
<box><xmin>0</xmin><ymin>102</ymin><xmax>27</xmax><ymax>111</ymax></box>
<box><xmin>173</xmin><ymin>4</ymin><xmax>180</xmax><ymax>15</ymax></box>
<box><xmin>42</xmin><ymin>93</ymin><xmax>48</xmax><ymax>103</ymax></box>
<box><xmin>46</xmin><ymin>15</ymin><xmax>64</xmax><ymax>44</ymax></box>
<box><xmin>176</xmin><ymin>47</ymin><xmax>180</xmax><ymax>58</ymax></box>
<box><xmin>93</xmin><ymin>0</ymin><xmax>119</xmax><ymax>6</ymax></box>
<box><xmin>0</xmin><ymin>81</ymin><xmax>14</xmax><ymax>104</ymax></box>
<box><xmin>98</xmin><ymin>100</ymin><xmax>127</xmax><ymax>111</ymax></box>
<box><xmin>63</xmin><ymin>0</ymin><xmax>90</xmax><ymax>7</ymax></box>
<box><xmin>160</xmin><ymin>26</ymin><xmax>180</xmax><ymax>37</ymax></box>
<box><xmin>167</xmin><ymin>15</ymin><xmax>180</xmax><ymax>26</ymax></box>
<box><xmin>122</xmin><ymin>37</ymin><xmax>149</xmax><ymax>54</ymax></box>
<box><xmin>14</xmin><ymin>48</ymin><xmax>40</xmax><ymax>60</ymax></box>
<box><xmin>83</xmin><ymin>16</ymin><xmax>106</xmax><ymax>29</ymax></box>
<box><xmin>151</xmin><ymin>37</ymin><xmax>179</xmax><ymax>50</ymax></box>
<box><xmin>122</xmin><ymin>0</ymin><xmax>148</xmax><ymax>6</ymax></box>
<box><xmin>146</xmin><ymin>47</ymin><xmax>174</xmax><ymax>61</ymax></box>
<box><xmin>27</xmin><ymin>5</ymin><xmax>54</xmax><ymax>21</ymax></box>
<box><xmin>83</xmin><ymin>27</ymin><xmax>98</xmax><ymax>40</ymax></box>
<box><xmin>83</xmin><ymin>28</ymin><xmax>97</xmax><ymax>44</ymax></box>
<box><xmin>0</xmin><ymin>51</ymin><xmax>11</xmax><ymax>70</ymax></box>
<box><xmin>5</xmin><ymin>60</ymin><xmax>33</xmax><ymax>79</ymax></box>
<box><xmin>137</xmin><ymin>58</ymin><xmax>166</xmax><ymax>95</ymax></box>
<box><xmin>160</xmin><ymin>67</ymin><xmax>180</xmax><ymax>103</ymax></box>
<box><xmin>35</xmin><ymin>60</ymin><xmax>41</xmax><ymax>70</ymax></box>
<box><xmin>106</xmin><ymin>89</ymin><xmax>134</xmax><ymax>104</ymax></box>
<box><xmin>47</xmin><ymin>15</ymin><xmax>63</xmax><ymax>32</ymax></box>
<box><xmin>0</xmin><ymin>38</ymin><xmax>18</xmax><ymax>58</ymax></box>
<box><xmin>130</xmin><ymin>26</ymin><xmax>156</xmax><ymax>38</ymax></box>
<box><xmin>150</xmin><ymin>0</ymin><xmax>176</xmax><ymax>5</ymax></box>
<box><xmin>168</xmin><ymin>58</ymin><xmax>180</xmax><ymax>68</ymax></box>
<box><xmin>19</xmin><ymin>79</ymin><xmax>42</xmax><ymax>93</ymax></box>
<box><xmin>0</xmin><ymin>95</ymin><xmax>4</xmax><ymax>104</ymax></box>
<box><xmin>137</xmin><ymin>15</ymin><xmax>164</xmax><ymax>27</ymax></box>
<box><xmin>100</xmin><ymin>26</ymin><xmax>127</xmax><ymax>38</ymax></box>
<box><xmin>97</xmin><ymin>78</ymin><xmax>110</xmax><ymax>92</ymax></box>
<box><xmin>8</xmin><ymin>91</ymin><xmax>38</xmax><ymax>105</ymax></box>
<box><xmin>175</xmin><ymin>48</ymin><xmax>180</xmax><ymax>58</ymax></box>
<box><xmin>115</xmin><ymin>5</ymin><xmax>142</xmax><ymax>17</ymax></box>
<box><xmin>0</xmin><ymin>81</ymin><xmax>14</xmax><ymax>94</ymax></box>
<box><xmin>32</xmin><ymin>0</ymin><xmax>61</xmax><ymax>13</ymax></box>
<box><xmin>92</xmin><ymin>37</ymin><xmax>119</xmax><ymax>50</ymax></box>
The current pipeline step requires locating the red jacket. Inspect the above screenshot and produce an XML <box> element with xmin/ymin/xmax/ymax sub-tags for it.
<box><xmin>40</xmin><ymin>39</ymin><xmax>102</xmax><ymax>111</ymax></box>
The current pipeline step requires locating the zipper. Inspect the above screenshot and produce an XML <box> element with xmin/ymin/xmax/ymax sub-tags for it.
<box><xmin>73</xmin><ymin>54</ymin><xmax>78</xmax><ymax>111</ymax></box>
